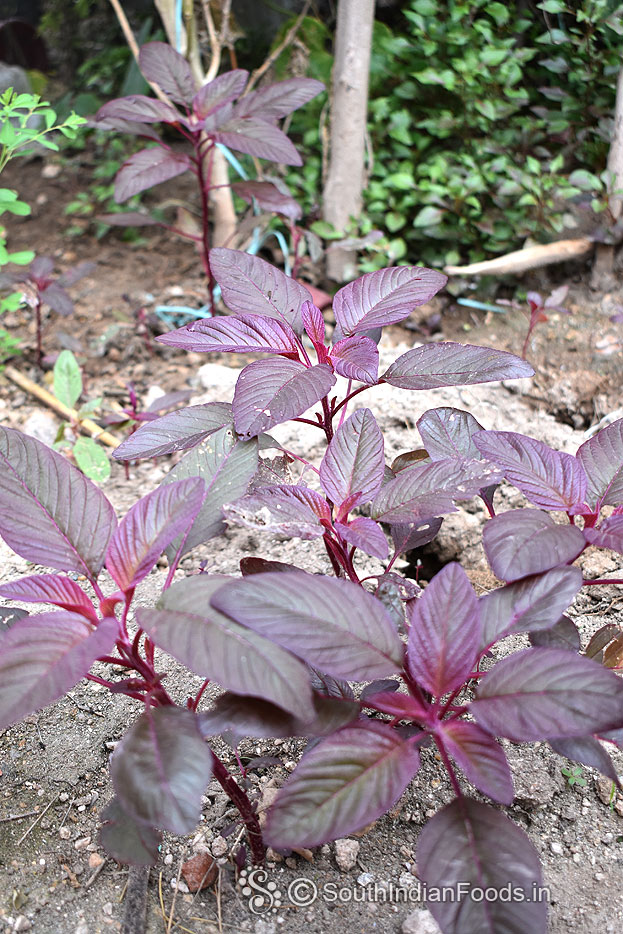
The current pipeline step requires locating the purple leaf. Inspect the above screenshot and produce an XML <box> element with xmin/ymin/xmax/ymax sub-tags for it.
<box><xmin>584</xmin><ymin>514</ymin><xmax>623</xmax><ymax>552</ymax></box>
<box><xmin>56</xmin><ymin>261</ymin><xmax>96</xmax><ymax>289</ymax></box>
<box><xmin>370</xmin><ymin>459</ymin><xmax>498</xmax><ymax>524</ymax></box>
<box><xmin>213</xmin><ymin>116</ymin><xmax>302</xmax><ymax>165</ymax></box>
<box><xmin>437</xmin><ymin>720</ymin><xmax>514</xmax><ymax>804</ymax></box>
<box><xmin>577</xmin><ymin>418</ymin><xmax>623</xmax><ymax>510</ymax></box>
<box><xmin>471</xmin><ymin>648</ymin><xmax>623</xmax><ymax>741</ymax></box>
<box><xmin>333</xmin><ymin>266</ymin><xmax>447</xmax><ymax>337</ymax></box>
<box><xmin>138</xmin><ymin>42</ymin><xmax>197</xmax><ymax>103</ymax></box>
<box><xmin>232</xmin><ymin>180</ymin><xmax>301</xmax><ymax>221</ymax></box>
<box><xmin>529</xmin><ymin>614</ymin><xmax>581</xmax><ymax>652</ymax></box>
<box><xmin>39</xmin><ymin>283</ymin><xmax>73</xmax><ymax>317</ymax></box>
<box><xmin>301</xmin><ymin>301</ymin><xmax>325</xmax><ymax>344</ymax></box>
<box><xmin>549</xmin><ymin>735</ymin><xmax>620</xmax><ymax>785</ymax></box>
<box><xmin>0</xmin><ymin>427</ymin><xmax>116</xmax><ymax>577</ymax></box>
<box><xmin>417</xmin><ymin>799</ymin><xmax>546</xmax><ymax>934</ymax></box>
<box><xmin>159</xmin><ymin>426</ymin><xmax>258</xmax><ymax>557</ymax></box>
<box><xmin>473</xmin><ymin>430</ymin><xmax>587</xmax><ymax>510</ymax></box>
<box><xmin>417</xmin><ymin>406</ymin><xmax>486</xmax><ymax>461</ymax></box>
<box><xmin>234</xmin><ymin>77</ymin><xmax>324</xmax><ymax>121</ymax></box>
<box><xmin>199</xmin><ymin>691</ymin><xmax>359</xmax><ymax>740</ymax></box>
<box><xmin>210</xmin><ymin>248</ymin><xmax>311</xmax><ymax>334</ymax></box>
<box><xmin>264</xmin><ymin>722</ymin><xmax>420</xmax><ymax>847</ymax></box>
<box><xmin>193</xmin><ymin>69</ymin><xmax>248</xmax><ymax>118</ymax></box>
<box><xmin>100</xmin><ymin>798</ymin><xmax>162</xmax><ymax>866</ymax></box>
<box><xmin>483</xmin><ymin>509</ymin><xmax>585</xmax><ymax>582</ymax></box>
<box><xmin>210</xmin><ymin>570</ymin><xmax>404</xmax><ymax>681</ymax></box>
<box><xmin>329</xmin><ymin>335</ymin><xmax>379</xmax><ymax>384</ymax></box>
<box><xmin>233</xmin><ymin>358</ymin><xmax>335</xmax><ymax>438</ymax></box>
<box><xmin>334</xmin><ymin>517</ymin><xmax>389</xmax><ymax>559</ymax></box>
<box><xmin>111</xmin><ymin>706</ymin><xmax>212</xmax><ymax>835</ymax></box>
<box><xmin>479</xmin><ymin>566</ymin><xmax>583</xmax><ymax>647</ymax></box>
<box><xmin>113</xmin><ymin>402</ymin><xmax>233</xmax><ymax>460</ymax></box>
<box><xmin>309</xmin><ymin>668</ymin><xmax>355</xmax><ymax>700</ymax></box>
<box><xmin>390</xmin><ymin>517</ymin><xmax>443</xmax><ymax>556</ymax></box>
<box><xmin>319</xmin><ymin>408</ymin><xmax>385</xmax><ymax>508</ymax></box>
<box><xmin>96</xmin><ymin>95</ymin><xmax>181</xmax><ymax>125</ymax></box>
<box><xmin>0</xmin><ymin>574</ymin><xmax>96</xmax><ymax>621</ymax></box>
<box><xmin>382</xmin><ymin>342</ymin><xmax>534</xmax><ymax>389</ymax></box>
<box><xmin>224</xmin><ymin>485</ymin><xmax>330</xmax><ymax>540</ymax></box>
<box><xmin>407</xmin><ymin>563</ymin><xmax>481</xmax><ymax>696</ymax></box>
<box><xmin>240</xmin><ymin>556</ymin><xmax>302</xmax><ymax>575</ymax></box>
<box><xmin>106</xmin><ymin>478</ymin><xmax>205</xmax><ymax>591</ymax></box>
<box><xmin>137</xmin><ymin>576</ymin><xmax>313</xmax><ymax>720</ymax></box>
<box><xmin>114</xmin><ymin>147</ymin><xmax>191</xmax><ymax>202</ymax></box>
<box><xmin>0</xmin><ymin>614</ymin><xmax>117</xmax><ymax>730</ymax></box>
<box><xmin>360</xmin><ymin>679</ymin><xmax>400</xmax><ymax>701</ymax></box>
<box><xmin>90</xmin><ymin>114</ymin><xmax>162</xmax><ymax>140</ymax></box>
<box><xmin>158</xmin><ymin>314</ymin><xmax>299</xmax><ymax>355</ymax></box>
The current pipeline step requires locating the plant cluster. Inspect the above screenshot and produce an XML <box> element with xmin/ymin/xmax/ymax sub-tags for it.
<box><xmin>92</xmin><ymin>42</ymin><xmax>324</xmax><ymax>306</ymax></box>
<box><xmin>279</xmin><ymin>0</ymin><xmax>623</xmax><ymax>267</ymax></box>
<box><xmin>0</xmin><ymin>247</ymin><xmax>622</xmax><ymax>932</ymax></box>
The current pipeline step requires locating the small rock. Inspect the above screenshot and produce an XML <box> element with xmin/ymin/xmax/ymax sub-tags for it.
<box><xmin>265</xmin><ymin>847</ymin><xmax>283</xmax><ymax>863</ymax></box>
<box><xmin>595</xmin><ymin>872</ymin><xmax>606</xmax><ymax>881</ymax></box>
<box><xmin>211</xmin><ymin>835</ymin><xmax>228</xmax><ymax>858</ymax></box>
<box><xmin>513</xmin><ymin>765</ymin><xmax>558</xmax><ymax>808</ymax></box>
<box><xmin>88</xmin><ymin>853</ymin><xmax>104</xmax><ymax>870</ymax></box>
<box><xmin>357</xmin><ymin>872</ymin><xmax>375</xmax><ymax>886</ymax></box>
<box><xmin>74</xmin><ymin>922</ymin><xmax>89</xmax><ymax>934</ymax></box>
<box><xmin>596</xmin><ymin>776</ymin><xmax>615</xmax><ymax>806</ymax></box>
<box><xmin>59</xmin><ymin>827</ymin><xmax>71</xmax><ymax>839</ymax></box>
<box><xmin>41</xmin><ymin>163</ymin><xmax>61</xmax><ymax>179</ymax></box>
<box><xmin>334</xmin><ymin>838</ymin><xmax>360</xmax><ymax>872</ymax></box>
<box><xmin>164</xmin><ymin>853</ymin><xmax>173</xmax><ymax>865</ymax></box>
<box><xmin>22</xmin><ymin>411</ymin><xmax>58</xmax><ymax>446</ymax></box>
<box><xmin>74</xmin><ymin>836</ymin><xmax>91</xmax><ymax>851</ymax></box>
<box><xmin>402</xmin><ymin>908</ymin><xmax>442</xmax><ymax>934</ymax></box>
<box><xmin>181</xmin><ymin>850</ymin><xmax>217</xmax><ymax>892</ymax></box>
<box><xmin>13</xmin><ymin>917</ymin><xmax>31</xmax><ymax>932</ymax></box>
<box><xmin>170</xmin><ymin>878</ymin><xmax>189</xmax><ymax>893</ymax></box>
<box><xmin>550</xmin><ymin>842</ymin><xmax>564</xmax><ymax>856</ymax></box>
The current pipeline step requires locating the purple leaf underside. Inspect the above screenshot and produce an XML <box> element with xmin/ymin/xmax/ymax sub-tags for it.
<box><xmin>193</xmin><ymin>69</ymin><xmax>248</xmax><ymax>118</ymax></box>
<box><xmin>483</xmin><ymin>509</ymin><xmax>585</xmax><ymax>582</ymax></box>
<box><xmin>576</xmin><ymin>417</ymin><xmax>623</xmax><ymax>510</ymax></box>
<box><xmin>138</xmin><ymin>42</ymin><xmax>197</xmax><ymax>104</ymax></box>
<box><xmin>210</xmin><ymin>570</ymin><xmax>404</xmax><ymax>681</ymax></box>
<box><xmin>232</xmin><ymin>180</ymin><xmax>302</xmax><ymax>221</ymax></box>
<box><xmin>264</xmin><ymin>722</ymin><xmax>420</xmax><ymax>848</ymax></box>
<box><xmin>382</xmin><ymin>342</ymin><xmax>534</xmax><ymax>390</ymax></box>
<box><xmin>0</xmin><ymin>614</ymin><xmax>117</xmax><ymax>730</ymax></box>
<box><xmin>584</xmin><ymin>514</ymin><xmax>623</xmax><ymax>553</ymax></box>
<box><xmin>319</xmin><ymin>408</ymin><xmax>385</xmax><ymax>507</ymax></box>
<box><xmin>235</xmin><ymin>78</ymin><xmax>324</xmax><ymax>121</ymax></box>
<box><xmin>329</xmin><ymin>336</ymin><xmax>379</xmax><ymax>384</ymax></box>
<box><xmin>334</xmin><ymin>517</ymin><xmax>389</xmax><ymax>559</ymax></box>
<box><xmin>472</xmin><ymin>647</ymin><xmax>623</xmax><ymax>741</ymax></box>
<box><xmin>137</xmin><ymin>575</ymin><xmax>312</xmax><ymax>720</ymax></box>
<box><xmin>97</xmin><ymin>95</ymin><xmax>181</xmax><ymax>125</ymax></box>
<box><xmin>158</xmin><ymin>313</ymin><xmax>299</xmax><ymax>355</ymax></box>
<box><xmin>0</xmin><ymin>574</ymin><xmax>96</xmax><ymax>621</ymax></box>
<box><xmin>115</xmin><ymin>147</ymin><xmax>191</xmax><ymax>202</ymax></box>
<box><xmin>112</xmin><ymin>402</ymin><xmax>233</xmax><ymax>460</ymax></box>
<box><xmin>417</xmin><ymin>406</ymin><xmax>486</xmax><ymax>461</ymax></box>
<box><xmin>213</xmin><ymin>117</ymin><xmax>302</xmax><ymax>165</ymax></box>
<box><xmin>224</xmin><ymin>484</ymin><xmax>330</xmax><ymax>540</ymax></box>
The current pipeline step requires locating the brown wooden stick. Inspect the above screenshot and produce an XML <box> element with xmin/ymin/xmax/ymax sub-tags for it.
<box><xmin>4</xmin><ymin>366</ymin><xmax>120</xmax><ymax>448</ymax></box>
<box><xmin>444</xmin><ymin>238</ymin><xmax>593</xmax><ymax>276</ymax></box>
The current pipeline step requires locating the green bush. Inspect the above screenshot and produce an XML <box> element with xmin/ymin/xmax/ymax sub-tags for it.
<box><xmin>280</xmin><ymin>1</ymin><xmax>623</xmax><ymax>268</ymax></box>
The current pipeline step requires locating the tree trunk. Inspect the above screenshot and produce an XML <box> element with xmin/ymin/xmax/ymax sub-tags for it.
<box><xmin>607</xmin><ymin>64</ymin><xmax>623</xmax><ymax>220</ymax></box>
<box><xmin>323</xmin><ymin>0</ymin><xmax>375</xmax><ymax>283</ymax></box>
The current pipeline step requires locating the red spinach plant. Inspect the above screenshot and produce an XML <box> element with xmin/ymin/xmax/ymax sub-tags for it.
<box><xmin>1</xmin><ymin>252</ymin><xmax>623</xmax><ymax>933</ymax></box>
<box><xmin>93</xmin><ymin>42</ymin><xmax>323</xmax><ymax>307</ymax></box>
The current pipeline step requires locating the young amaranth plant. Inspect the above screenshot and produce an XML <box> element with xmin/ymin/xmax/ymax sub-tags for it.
<box><xmin>1</xmin><ymin>254</ymin><xmax>623</xmax><ymax>933</ymax></box>
<box><xmin>93</xmin><ymin>42</ymin><xmax>323</xmax><ymax>306</ymax></box>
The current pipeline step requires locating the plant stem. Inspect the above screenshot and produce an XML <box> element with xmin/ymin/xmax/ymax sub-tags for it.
<box><xmin>583</xmin><ymin>578</ymin><xmax>623</xmax><ymax>585</ymax></box>
<box><xmin>196</xmin><ymin>137</ymin><xmax>216</xmax><ymax>314</ymax></box>
<box><xmin>35</xmin><ymin>297</ymin><xmax>43</xmax><ymax>367</ymax></box>
<box><xmin>332</xmin><ymin>383</ymin><xmax>375</xmax><ymax>417</ymax></box>
<box><xmin>435</xmin><ymin>735</ymin><xmax>464</xmax><ymax>799</ymax></box>
<box><xmin>210</xmin><ymin>753</ymin><xmax>265</xmax><ymax>864</ymax></box>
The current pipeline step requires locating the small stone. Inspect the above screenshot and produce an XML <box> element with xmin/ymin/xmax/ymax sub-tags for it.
<box><xmin>181</xmin><ymin>851</ymin><xmax>217</xmax><ymax>892</ymax></box>
<box><xmin>13</xmin><ymin>917</ymin><xmax>31</xmax><ymax>932</ymax></box>
<box><xmin>265</xmin><ymin>847</ymin><xmax>283</xmax><ymax>863</ymax></box>
<box><xmin>550</xmin><ymin>842</ymin><xmax>564</xmax><ymax>856</ymax></box>
<box><xmin>102</xmin><ymin>903</ymin><xmax>113</xmax><ymax>916</ymax></box>
<box><xmin>596</xmin><ymin>776</ymin><xmax>615</xmax><ymax>806</ymax></box>
<box><xmin>357</xmin><ymin>872</ymin><xmax>375</xmax><ymax>886</ymax></box>
<box><xmin>573</xmin><ymin>853</ymin><xmax>581</xmax><ymax>864</ymax></box>
<box><xmin>595</xmin><ymin>872</ymin><xmax>606</xmax><ymax>881</ymax></box>
<box><xmin>211</xmin><ymin>835</ymin><xmax>228</xmax><ymax>858</ymax></box>
<box><xmin>170</xmin><ymin>879</ymin><xmax>189</xmax><ymax>893</ymax></box>
<box><xmin>74</xmin><ymin>922</ymin><xmax>89</xmax><ymax>934</ymax></box>
<box><xmin>88</xmin><ymin>853</ymin><xmax>104</xmax><ymax>870</ymax></box>
<box><xmin>22</xmin><ymin>411</ymin><xmax>58</xmax><ymax>446</ymax></box>
<box><xmin>402</xmin><ymin>908</ymin><xmax>442</xmax><ymax>934</ymax></box>
<box><xmin>74</xmin><ymin>836</ymin><xmax>91</xmax><ymax>851</ymax></box>
<box><xmin>615</xmin><ymin>798</ymin><xmax>623</xmax><ymax>817</ymax></box>
<box><xmin>41</xmin><ymin>163</ymin><xmax>61</xmax><ymax>179</ymax></box>
<box><xmin>59</xmin><ymin>793</ymin><xmax>69</xmax><ymax>802</ymax></box>
<box><xmin>59</xmin><ymin>827</ymin><xmax>71</xmax><ymax>840</ymax></box>
<box><xmin>334</xmin><ymin>838</ymin><xmax>360</xmax><ymax>872</ymax></box>
<box><xmin>285</xmin><ymin>857</ymin><xmax>296</xmax><ymax>869</ymax></box>
<box><xmin>513</xmin><ymin>765</ymin><xmax>558</xmax><ymax>808</ymax></box>
<box><xmin>164</xmin><ymin>853</ymin><xmax>173</xmax><ymax>865</ymax></box>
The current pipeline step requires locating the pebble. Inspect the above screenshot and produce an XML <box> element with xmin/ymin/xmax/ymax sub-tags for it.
<box><xmin>182</xmin><ymin>850</ymin><xmax>217</xmax><ymax>891</ymax></box>
<box><xmin>13</xmin><ymin>918</ymin><xmax>31</xmax><ymax>932</ymax></box>
<box><xmin>550</xmin><ymin>842</ymin><xmax>564</xmax><ymax>856</ymax></box>
<box><xmin>88</xmin><ymin>853</ymin><xmax>104</xmax><ymax>870</ymax></box>
<box><xmin>74</xmin><ymin>836</ymin><xmax>91</xmax><ymax>850</ymax></box>
<box><xmin>402</xmin><ymin>908</ymin><xmax>442</xmax><ymax>934</ymax></box>
<box><xmin>58</xmin><ymin>827</ymin><xmax>71</xmax><ymax>840</ymax></box>
<box><xmin>170</xmin><ymin>879</ymin><xmax>189</xmax><ymax>893</ymax></box>
<box><xmin>335</xmin><ymin>838</ymin><xmax>360</xmax><ymax>872</ymax></box>
<box><xmin>357</xmin><ymin>872</ymin><xmax>375</xmax><ymax>886</ymax></box>
<box><xmin>211</xmin><ymin>835</ymin><xmax>228</xmax><ymax>858</ymax></box>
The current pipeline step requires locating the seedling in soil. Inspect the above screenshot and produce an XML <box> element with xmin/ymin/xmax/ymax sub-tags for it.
<box><xmin>1</xmin><ymin>251</ymin><xmax>623</xmax><ymax>934</ymax></box>
<box><xmin>51</xmin><ymin>349</ymin><xmax>110</xmax><ymax>482</ymax></box>
<box><xmin>562</xmin><ymin>765</ymin><xmax>587</xmax><ymax>787</ymax></box>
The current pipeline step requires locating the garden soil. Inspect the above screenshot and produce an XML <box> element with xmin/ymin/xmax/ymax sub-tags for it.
<box><xmin>0</xmin><ymin>156</ymin><xmax>623</xmax><ymax>934</ymax></box>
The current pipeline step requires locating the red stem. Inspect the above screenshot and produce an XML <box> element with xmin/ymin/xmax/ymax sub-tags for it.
<box><xmin>210</xmin><ymin>753</ymin><xmax>265</xmax><ymax>864</ymax></box>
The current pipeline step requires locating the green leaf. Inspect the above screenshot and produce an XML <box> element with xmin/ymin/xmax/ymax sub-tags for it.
<box><xmin>538</xmin><ymin>0</ymin><xmax>566</xmax><ymax>11</ymax></box>
<box><xmin>568</xmin><ymin>169</ymin><xmax>602</xmax><ymax>192</ymax></box>
<box><xmin>7</xmin><ymin>250</ymin><xmax>35</xmax><ymax>265</ymax></box>
<box><xmin>481</xmin><ymin>48</ymin><xmax>507</xmax><ymax>66</ymax></box>
<box><xmin>73</xmin><ymin>437</ymin><xmax>110</xmax><ymax>483</ymax></box>
<box><xmin>53</xmin><ymin>350</ymin><xmax>82</xmax><ymax>409</ymax></box>
<box><xmin>413</xmin><ymin>205</ymin><xmax>444</xmax><ymax>227</ymax></box>
<box><xmin>309</xmin><ymin>220</ymin><xmax>342</xmax><ymax>240</ymax></box>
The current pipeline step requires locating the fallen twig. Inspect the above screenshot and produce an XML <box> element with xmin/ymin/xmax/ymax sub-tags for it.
<box><xmin>4</xmin><ymin>366</ymin><xmax>120</xmax><ymax>448</ymax></box>
<box><xmin>17</xmin><ymin>792</ymin><xmax>60</xmax><ymax>845</ymax></box>
<box><xmin>444</xmin><ymin>238</ymin><xmax>593</xmax><ymax>276</ymax></box>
